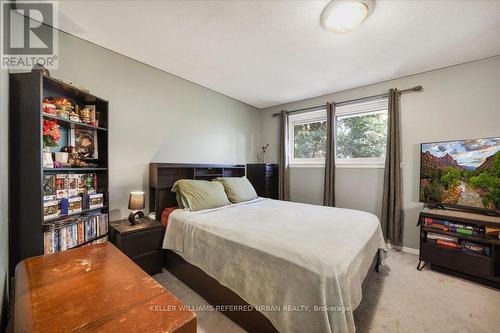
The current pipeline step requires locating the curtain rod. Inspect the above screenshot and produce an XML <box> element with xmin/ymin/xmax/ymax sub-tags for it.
<box><xmin>272</xmin><ymin>85</ymin><xmax>422</xmax><ymax>117</ymax></box>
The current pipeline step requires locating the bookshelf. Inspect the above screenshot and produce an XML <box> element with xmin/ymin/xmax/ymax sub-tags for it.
<box><xmin>9</xmin><ymin>72</ymin><xmax>110</xmax><ymax>272</ymax></box>
<box><xmin>418</xmin><ymin>208</ymin><xmax>500</xmax><ymax>288</ymax></box>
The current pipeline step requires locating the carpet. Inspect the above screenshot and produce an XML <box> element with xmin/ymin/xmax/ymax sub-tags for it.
<box><xmin>153</xmin><ymin>249</ymin><xmax>500</xmax><ymax>333</ymax></box>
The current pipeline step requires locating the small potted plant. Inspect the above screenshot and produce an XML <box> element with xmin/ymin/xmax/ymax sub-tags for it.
<box><xmin>42</xmin><ymin>120</ymin><xmax>60</xmax><ymax>168</ymax></box>
<box><xmin>257</xmin><ymin>144</ymin><xmax>270</xmax><ymax>163</ymax></box>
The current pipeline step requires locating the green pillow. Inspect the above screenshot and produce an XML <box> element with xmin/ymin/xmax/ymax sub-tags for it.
<box><xmin>214</xmin><ymin>177</ymin><xmax>258</xmax><ymax>204</ymax></box>
<box><xmin>171</xmin><ymin>179</ymin><xmax>231</xmax><ymax>211</ymax></box>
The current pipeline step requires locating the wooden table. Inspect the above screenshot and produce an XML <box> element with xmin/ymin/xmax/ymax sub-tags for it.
<box><xmin>14</xmin><ymin>242</ymin><xmax>196</xmax><ymax>333</ymax></box>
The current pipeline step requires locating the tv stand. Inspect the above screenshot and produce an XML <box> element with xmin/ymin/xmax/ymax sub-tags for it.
<box><xmin>425</xmin><ymin>204</ymin><xmax>499</xmax><ymax>218</ymax></box>
<box><xmin>425</xmin><ymin>203</ymin><xmax>445</xmax><ymax>210</ymax></box>
<box><xmin>418</xmin><ymin>207</ymin><xmax>500</xmax><ymax>289</ymax></box>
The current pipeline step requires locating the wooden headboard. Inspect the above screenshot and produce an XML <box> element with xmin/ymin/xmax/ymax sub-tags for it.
<box><xmin>149</xmin><ymin>163</ymin><xmax>245</xmax><ymax>220</ymax></box>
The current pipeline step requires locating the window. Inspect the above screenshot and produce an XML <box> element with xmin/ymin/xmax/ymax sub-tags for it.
<box><xmin>335</xmin><ymin>98</ymin><xmax>388</xmax><ymax>166</ymax></box>
<box><xmin>288</xmin><ymin>98</ymin><xmax>388</xmax><ymax>167</ymax></box>
<box><xmin>289</xmin><ymin>109</ymin><xmax>327</xmax><ymax>165</ymax></box>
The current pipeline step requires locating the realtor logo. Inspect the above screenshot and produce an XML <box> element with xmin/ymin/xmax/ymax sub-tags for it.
<box><xmin>1</xmin><ymin>1</ymin><xmax>58</xmax><ymax>69</ymax></box>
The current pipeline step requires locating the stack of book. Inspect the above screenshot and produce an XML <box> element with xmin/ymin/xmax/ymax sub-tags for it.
<box><xmin>43</xmin><ymin>213</ymin><xmax>108</xmax><ymax>254</ymax></box>
<box><xmin>426</xmin><ymin>232</ymin><xmax>491</xmax><ymax>257</ymax></box>
<box><xmin>461</xmin><ymin>241</ymin><xmax>491</xmax><ymax>257</ymax></box>
<box><xmin>43</xmin><ymin>173</ymin><xmax>104</xmax><ymax>221</ymax></box>
<box><xmin>423</xmin><ymin>217</ymin><xmax>485</xmax><ymax>236</ymax></box>
<box><xmin>426</xmin><ymin>232</ymin><xmax>459</xmax><ymax>249</ymax></box>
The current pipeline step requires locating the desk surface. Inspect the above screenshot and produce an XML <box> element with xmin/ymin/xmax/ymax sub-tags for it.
<box><xmin>421</xmin><ymin>207</ymin><xmax>500</xmax><ymax>226</ymax></box>
<box><xmin>15</xmin><ymin>241</ymin><xmax>196</xmax><ymax>333</ymax></box>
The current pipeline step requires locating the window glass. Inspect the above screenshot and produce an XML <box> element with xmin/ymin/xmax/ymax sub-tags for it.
<box><xmin>336</xmin><ymin>110</ymin><xmax>387</xmax><ymax>159</ymax></box>
<box><xmin>293</xmin><ymin>120</ymin><xmax>327</xmax><ymax>159</ymax></box>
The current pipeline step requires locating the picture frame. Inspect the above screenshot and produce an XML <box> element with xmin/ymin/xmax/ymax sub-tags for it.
<box><xmin>70</xmin><ymin>129</ymin><xmax>98</xmax><ymax>160</ymax></box>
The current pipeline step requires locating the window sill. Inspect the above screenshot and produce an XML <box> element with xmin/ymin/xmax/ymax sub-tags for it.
<box><xmin>337</xmin><ymin>163</ymin><xmax>385</xmax><ymax>169</ymax></box>
<box><xmin>289</xmin><ymin>164</ymin><xmax>325</xmax><ymax>168</ymax></box>
<box><xmin>289</xmin><ymin>163</ymin><xmax>385</xmax><ymax>169</ymax></box>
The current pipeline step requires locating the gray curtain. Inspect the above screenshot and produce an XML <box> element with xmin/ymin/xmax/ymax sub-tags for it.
<box><xmin>278</xmin><ymin>110</ymin><xmax>290</xmax><ymax>201</ymax></box>
<box><xmin>381</xmin><ymin>89</ymin><xmax>403</xmax><ymax>245</ymax></box>
<box><xmin>323</xmin><ymin>102</ymin><xmax>336</xmax><ymax>206</ymax></box>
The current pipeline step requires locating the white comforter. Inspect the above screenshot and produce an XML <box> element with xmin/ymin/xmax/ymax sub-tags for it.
<box><xmin>163</xmin><ymin>198</ymin><xmax>386</xmax><ymax>333</ymax></box>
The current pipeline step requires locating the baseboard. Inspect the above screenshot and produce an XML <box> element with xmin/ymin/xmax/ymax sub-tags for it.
<box><xmin>386</xmin><ymin>243</ymin><xmax>419</xmax><ymax>255</ymax></box>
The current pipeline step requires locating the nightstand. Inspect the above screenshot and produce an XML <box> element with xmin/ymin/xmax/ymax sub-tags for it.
<box><xmin>108</xmin><ymin>216</ymin><xmax>164</xmax><ymax>275</ymax></box>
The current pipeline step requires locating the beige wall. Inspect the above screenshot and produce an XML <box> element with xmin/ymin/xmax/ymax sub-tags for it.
<box><xmin>47</xmin><ymin>31</ymin><xmax>261</xmax><ymax>220</ymax></box>
<box><xmin>2</xmin><ymin>26</ymin><xmax>262</xmax><ymax>322</ymax></box>
<box><xmin>260</xmin><ymin>56</ymin><xmax>500</xmax><ymax>249</ymax></box>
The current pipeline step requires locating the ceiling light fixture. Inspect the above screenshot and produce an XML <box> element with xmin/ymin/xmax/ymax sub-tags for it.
<box><xmin>321</xmin><ymin>0</ymin><xmax>374</xmax><ymax>33</ymax></box>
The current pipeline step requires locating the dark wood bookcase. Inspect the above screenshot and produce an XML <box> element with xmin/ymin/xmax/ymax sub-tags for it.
<box><xmin>9</xmin><ymin>72</ymin><xmax>109</xmax><ymax>272</ymax></box>
<box><xmin>418</xmin><ymin>208</ymin><xmax>500</xmax><ymax>288</ymax></box>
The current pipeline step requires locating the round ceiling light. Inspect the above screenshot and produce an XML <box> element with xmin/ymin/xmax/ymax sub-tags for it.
<box><xmin>321</xmin><ymin>0</ymin><xmax>374</xmax><ymax>33</ymax></box>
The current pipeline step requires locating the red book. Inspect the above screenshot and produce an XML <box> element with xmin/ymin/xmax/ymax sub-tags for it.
<box><xmin>425</xmin><ymin>222</ymin><xmax>448</xmax><ymax>231</ymax></box>
<box><xmin>437</xmin><ymin>239</ymin><xmax>459</xmax><ymax>249</ymax></box>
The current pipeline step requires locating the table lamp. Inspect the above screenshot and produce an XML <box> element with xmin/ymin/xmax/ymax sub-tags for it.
<box><xmin>128</xmin><ymin>191</ymin><xmax>145</xmax><ymax>224</ymax></box>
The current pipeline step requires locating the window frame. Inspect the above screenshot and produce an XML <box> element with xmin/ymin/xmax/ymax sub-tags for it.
<box><xmin>335</xmin><ymin>98</ymin><xmax>389</xmax><ymax>168</ymax></box>
<box><xmin>288</xmin><ymin>109</ymin><xmax>327</xmax><ymax>166</ymax></box>
<box><xmin>288</xmin><ymin>98</ymin><xmax>388</xmax><ymax>168</ymax></box>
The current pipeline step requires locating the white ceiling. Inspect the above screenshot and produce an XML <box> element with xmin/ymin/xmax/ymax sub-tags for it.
<box><xmin>52</xmin><ymin>0</ymin><xmax>500</xmax><ymax>108</ymax></box>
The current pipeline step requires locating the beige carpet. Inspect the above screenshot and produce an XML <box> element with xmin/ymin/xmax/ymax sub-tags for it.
<box><xmin>153</xmin><ymin>250</ymin><xmax>500</xmax><ymax>333</ymax></box>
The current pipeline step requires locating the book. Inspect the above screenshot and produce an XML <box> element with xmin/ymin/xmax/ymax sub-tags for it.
<box><xmin>43</xmin><ymin>174</ymin><xmax>56</xmax><ymax>201</ymax></box>
<box><xmin>448</xmin><ymin>227</ymin><xmax>474</xmax><ymax>236</ymax></box>
<box><xmin>43</xmin><ymin>224</ymin><xmax>58</xmax><ymax>254</ymax></box>
<box><xmin>485</xmin><ymin>226</ymin><xmax>500</xmax><ymax>239</ymax></box>
<box><xmin>426</xmin><ymin>232</ymin><xmax>458</xmax><ymax>243</ymax></box>
<box><xmin>85</xmin><ymin>173</ymin><xmax>97</xmax><ymax>194</ymax></box>
<box><xmin>42</xmin><ymin>213</ymin><xmax>109</xmax><ymax>254</ymax></box>
<box><xmin>77</xmin><ymin>174</ymin><xmax>87</xmax><ymax>194</ymax></box>
<box><xmin>424</xmin><ymin>222</ymin><xmax>448</xmax><ymax>231</ymax></box>
<box><xmin>68</xmin><ymin>196</ymin><xmax>82</xmax><ymax>214</ymax></box>
<box><xmin>77</xmin><ymin>220</ymin><xmax>84</xmax><ymax>244</ymax></box>
<box><xmin>67</xmin><ymin>174</ymin><xmax>79</xmax><ymax>197</ymax></box>
<box><xmin>461</xmin><ymin>241</ymin><xmax>491</xmax><ymax>257</ymax></box>
<box><xmin>424</xmin><ymin>217</ymin><xmax>485</xmax><ymax>233</ymax></box>
<box><xmin>436</xmin><ymin>239</ymin><xmax>460</xmax><ymax>249</ymax></box>
<box><xmin>89</xmin><ymin>193</ymin><xmax>104</xmax><ymax>209</ymax></box>
<box><xmin>56</xmin><ymin>174</ymin><xmax>68</xmax><ymax>199</ymax></box>
<box><xmin>424</xmin><ymin>220</ymin><xmax>484</xmax><ymax>235</ymax></box>
<box><xmin>43</xmin><ymin>200</ymin><xmax>59</xmax><ymax>220</ymax></box>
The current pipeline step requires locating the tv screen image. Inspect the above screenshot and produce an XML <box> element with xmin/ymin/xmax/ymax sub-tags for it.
<box><xmin>420</xmin><ymin>137</ymin><xmax>500</xmax><ymax>213</ymax></box>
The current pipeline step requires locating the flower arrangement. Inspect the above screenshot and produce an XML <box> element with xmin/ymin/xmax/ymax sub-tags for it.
<box><xmin>257</xmin><ymin>143</ymin><xmax>270</xmax><ymax>163</ymax></box>
<box><xmin>43</xmin><ymin>120</ymin><xmax>60</xmax><ymax>148</ymax></box>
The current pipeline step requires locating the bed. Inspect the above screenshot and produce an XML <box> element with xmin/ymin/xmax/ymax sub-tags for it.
<box><xmin>150</xmin><ymin>163</ymin><xmax>387</xmax><ymax>333</ymax></box>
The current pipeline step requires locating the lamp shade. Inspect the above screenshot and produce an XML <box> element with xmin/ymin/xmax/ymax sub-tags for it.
<box><xmin>128</xmin><ymin>191</ymin><xmax>145</xmax><ymax>210</ymax></box>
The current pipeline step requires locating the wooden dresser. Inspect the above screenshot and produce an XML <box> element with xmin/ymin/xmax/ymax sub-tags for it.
<box><xmin>14</xmin><ymin>242</ymin><xmax>196</xmax><ymax>333</ymax></box>
<box><xmin>246</xmin><ymin>164</ymin><xmax>279</xmax><ymax>199</ymax></box>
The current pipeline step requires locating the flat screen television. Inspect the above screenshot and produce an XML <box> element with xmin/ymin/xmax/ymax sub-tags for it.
<box><xmin>420</xmin><ymin>137</ymin><xmax>500</xmax><ymax>214</ymax></box>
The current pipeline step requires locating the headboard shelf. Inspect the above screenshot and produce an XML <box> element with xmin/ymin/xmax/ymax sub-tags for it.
<box><xmin>149</xmin><ymin>163</ymin><xmax>245</xmax><ymax>220</ymax></box>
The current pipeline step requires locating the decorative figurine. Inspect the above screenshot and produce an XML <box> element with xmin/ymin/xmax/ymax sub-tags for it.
<box><xmin>31</xmin><ymin>63</ymin><xmax>50</xmax><ymax>77</ymax></box>
<box><xmin>68</xmin><ymin>110</ymin><xmax>81</xmax><ymax>122</ymax></box>
<box><xmin>79</xmin><ymin>107</ymin><xmax>92</xmax><ymax>124</ymax></box>
<box><xmin>52</xmin><ymin>97</ymin><xmax>77</xmax><ymax>121</ymax></box>
<box><xmin>42</xmin><ymin>98</ymin><xmax>56</xmax><ymax>115</ymax></box>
